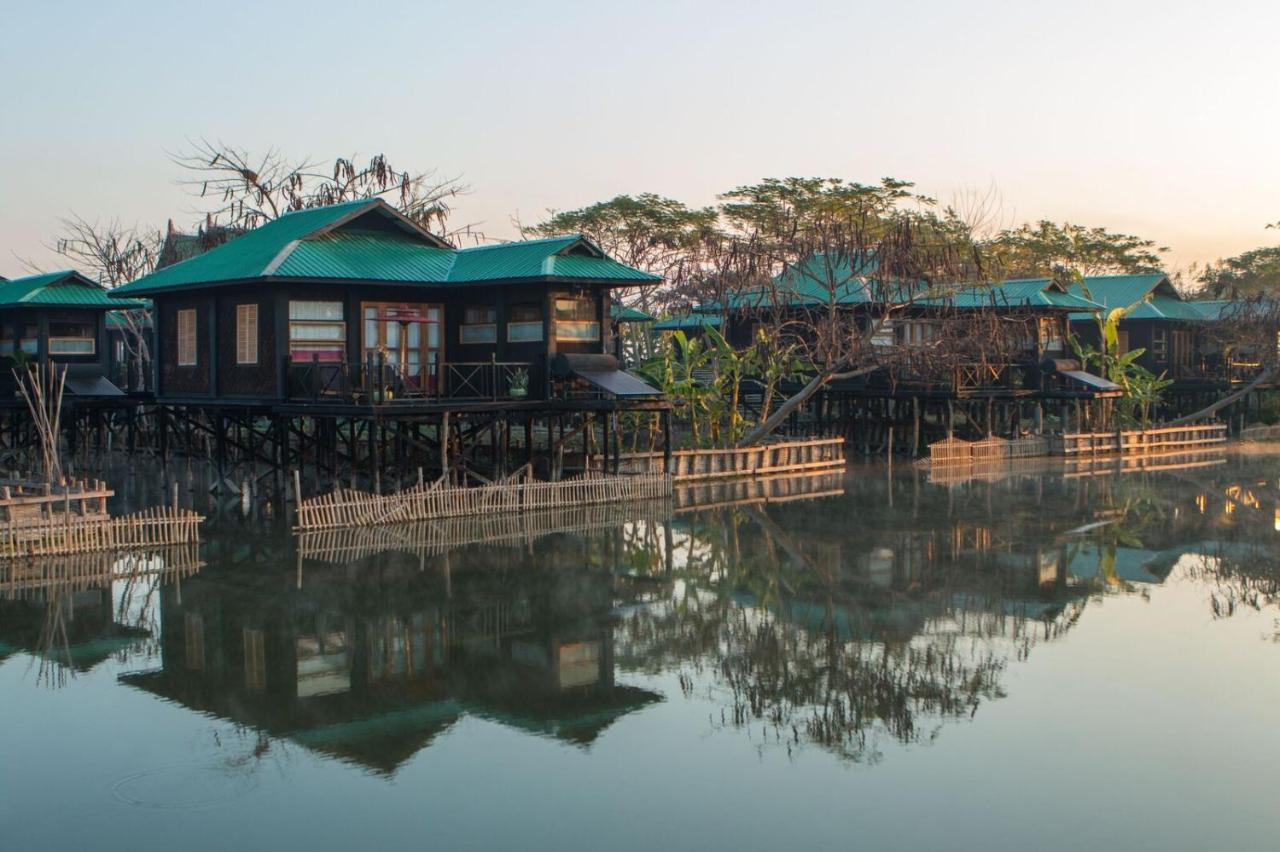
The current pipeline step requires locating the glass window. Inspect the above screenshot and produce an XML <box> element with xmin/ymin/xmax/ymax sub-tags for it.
<box><xmin>49</xmin><ymin>338</ymin><xmax>95</xmax><ymax>355</ymax></box>
<box><xmin>507</xmin><ymin>303</ymin><xmax>544</xmax><ymax>342</ymax></box>
<box><xmin>289</xmin><ymin>301</ymin><xmax>345</xmax><ymax>361</ymax></box>
<box><xmin>289</xmin><ymin>301</ymin><xmax>344</xmax><ymax>321</ymax></box>
<box><xmin>555</xmin><ymin>297</ymin><xmax>599</xmax><ymax>341</ymax></box>
<box><xmin>1151</xmin><ymin>328</ymin><xmax>1168</xmax><ymax>362</ymax></box>
<box><xmin>177</xmin><ymin>309</ymin><xmax>198</xmax><ymax>366</ymax></box>
<box><xmin>48</xmin><ymin>318</ymin><xmax>96</xmax><ymax>356</ymax></box>
<box><xmin>461</xmin><ymin>305</ymin><xmax>497</xmax><ymax>344</ymax></box>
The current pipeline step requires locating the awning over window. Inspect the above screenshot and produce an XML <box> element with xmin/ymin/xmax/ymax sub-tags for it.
<box><xmin>63</xmin><ymin>375</ymin><xmax>125</xmax><ymax>397</ymax></box>
<box><xmin>551</xmin><ymin>353</ymin><xmax>663</xmax><ymax>397</ymax></box>
<box><xmin>574</xmin><ymin>368</ymin><xmax>662</xmax><ymax>397</ymax></box>
<box><xmin>1059</xmin><ymin>370</ymin><xmax>1122</xmax><ymax>395</ymax></box>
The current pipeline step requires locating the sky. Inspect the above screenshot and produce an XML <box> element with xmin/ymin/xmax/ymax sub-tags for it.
<box><xmin>2</xmin><ymin>0</ymin><xmax>1279</xmax><ymax>278</ymax></box>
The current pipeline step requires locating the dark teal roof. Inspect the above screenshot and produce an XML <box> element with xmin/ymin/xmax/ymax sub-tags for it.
<box><xmin>112</xmin><ymin>199</ymin><xmax>659</xmax><ymax>297</ymax></box>
<box><xmin>0</xmin><ymin>270</ymin><xmax>145</xmax><ymax>309</ymax></box>
<box><xmin>944</xmin><ymin>279</ymin><xmax>1101</xmax><ymax>311</ymax></box>
<box><xmin>1182</xmin><ymin>300</ymin><xmax>1235</xmax><ymax>320</ymax></box>
<box><xmin>611</xmin><ymin>303</ymin><xmax>656</xmax><ymax>323</ymax></box>
<box><xmin>703</xmin><ymin>255</ymin><xmax>1099</xmax><ymax>314</ymax></box>
<box><xmin>653</xmin><ymin>314</ymin><xmax>722</xmax><ymax>331</ymax></box>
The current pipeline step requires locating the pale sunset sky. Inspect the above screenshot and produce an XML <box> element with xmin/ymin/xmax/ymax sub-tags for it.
<box><xmin>2</xmin><ymin>0</ymin><xmax>1278</xmax><ymax>278</ymax></box>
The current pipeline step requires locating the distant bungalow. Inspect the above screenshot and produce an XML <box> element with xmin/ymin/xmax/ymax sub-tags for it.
<box><xmin>1064</xmin><ymin>274</ymin><xmax>1237</xmax><ymax>386</ymax></box>
<box><xmin>110</xmin><ymin>198</ymin><xmax>664</xmax><ymax>408</ymax></box>
<box><xmin>677</xmin><ymin>254</ymin><xmax>1117</xmax><ymax>398</ymax></box>
<box><xmin>0</xmin><ymin>270</ymin><xmax>146</xmax><ymax>398</ymax></box>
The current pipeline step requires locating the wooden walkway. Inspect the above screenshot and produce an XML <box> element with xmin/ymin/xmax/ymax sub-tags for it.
<box><xmin>294</xmin><ymin>467</ymin><xmax>672</xmax><ymax>532</ymax></box>
<box><xmin>601</xmin><ymin>437</ymin><xmax>846</xmax><ymax>482</ymax></box>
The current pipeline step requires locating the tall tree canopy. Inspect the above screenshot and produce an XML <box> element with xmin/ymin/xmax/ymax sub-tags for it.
<box><xmin>717</xmin><ymin>176</ymin><xmax>925</xmax><ymax>245</ymax></box>
<box><xmin>983</xmin><ymin>220</ymin><xmax>1167</xmax><ymax>278</ymax></box>
<box><xmin>1197</xmin><ymin>244</ymin><xmax>1280</xmax><ymax>298</ymax></box>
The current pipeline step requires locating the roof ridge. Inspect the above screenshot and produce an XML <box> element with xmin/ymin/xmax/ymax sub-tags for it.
<box><xmin>1</xmin><ymin>269</ymin><xmax>81</xmax><ymax>286</ymax></box>
<box><xmin>458</xmin><ymin>234</ymin><xmax>581</xmax><ymax>252</ymax></box>
<box><xmin>276</xmin><ymin>197</ymin><xmax>380</xmax><ymax>218</ymax></box>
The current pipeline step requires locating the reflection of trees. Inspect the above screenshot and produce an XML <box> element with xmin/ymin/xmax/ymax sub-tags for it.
<box><xmin>711</xmin><ymin>612</ymin><xmax>1008</xmax><ymax>761</ymax></box>
<box><xmin>613</xmin><ymin>502</ymin><xmax>1088</xmax><ymax>762</ymax></box>
<box><xmin>611</xmin><ymin>456</ymin><xmax>1280</xmax><ymax>762</ymax></box>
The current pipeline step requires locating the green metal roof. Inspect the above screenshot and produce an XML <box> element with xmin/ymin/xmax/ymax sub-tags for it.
<box><xmin>0</xmin><ymin>270</ymin><xmax>146</xmax><ymax>309</ymax></box>
<box><xmin>1064</xmin><ymin>274</ymin><xmax>1214</xmax><ymax>322</ymax></box>
<box><xmin>1182</xmin><ymin>300</ymin><xmax>1234</xmax><ymax>320</ymax></box>
<box><xmin>944</xmin><ymin>278</ymin><xmax>1102</xmax><ymax>311</ymax></box>
<box><xmin>704</xmin><ymin>255</ymin><xmax>1099</xmax><ymax>314</ymax></box>
<box><xmin>112</xmin><ymin>199</ymin><xmax>659</xmax><ymax>297</ymax></box>
<box><xmin>277</xmin><ymin>232</ymin><xmax>456</xmax><ymax>282</ymax></box>
<box><xmin>1066</xmin><ymin>274</ymin><xmax>1169</xmax><ymax>310</ymax></box>
<box><xmin>653</xmin><ymin>314</ymin><xmax>722</xmax><ymax>331</ymax></box>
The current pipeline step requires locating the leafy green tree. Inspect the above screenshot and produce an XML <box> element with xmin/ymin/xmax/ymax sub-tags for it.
<box><xmin>717</xmin><ymin>176</ymin><xmax>924</xmax><ymax>243</ymax></box>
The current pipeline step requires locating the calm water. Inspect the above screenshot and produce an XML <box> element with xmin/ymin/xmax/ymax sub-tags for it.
<box><xmin>3</xmin><ymin>454</ymin><xmax>1280</xmax><ymax>851</ymax></box>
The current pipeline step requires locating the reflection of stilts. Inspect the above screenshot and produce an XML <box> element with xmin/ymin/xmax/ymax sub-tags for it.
<box><xmin>2</xmin><ymin>546</ymin><xmax>206</xmax><ymax>687</ymax></box>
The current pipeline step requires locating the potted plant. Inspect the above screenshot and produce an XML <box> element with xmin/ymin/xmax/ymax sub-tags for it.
<box><xmin>508</xmin><ymin>367</ymin><xmax>529</xmax><ymax>398</ymax></box>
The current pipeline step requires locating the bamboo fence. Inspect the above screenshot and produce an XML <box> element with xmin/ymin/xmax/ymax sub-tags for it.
<box><xmin>0</xmin><ymin>479</ymin><xmax>204</xmax><ymax>559</ymax></box>
<box><xmin>294</xmin><ymin>467</ymin><xmax>672</xmax><ymax>532</ymax></box>
<box><xmin>1059</xmin><ymin>423</ymin><xmax>1227</xmax><ymax>456</ymax></box>
<box><xmin>297</xmin><ymin>500</ymin><xmax>672</xmax><ymax>563</ymax></box>
<box><xmin>599</xmin><ymin>437</ymin><xmax>846</xmax><ymax>482</ymax></box>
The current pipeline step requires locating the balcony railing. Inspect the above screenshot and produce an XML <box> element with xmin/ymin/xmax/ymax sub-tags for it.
<box><xmin>285</xmin><ymin>355</ymin><xmax>536</xmax><ymax>404</ymax></box>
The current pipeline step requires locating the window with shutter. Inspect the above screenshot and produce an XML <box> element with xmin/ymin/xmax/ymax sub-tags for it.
<box><xmin>177</xmin><ymin>309</ymin><xmax>197</xmax><ymax>366</ymax></box>
<box><xmin>236</xmin><ymin>304</ymin><xmax>258</xmax><ymax>365</ymax></box>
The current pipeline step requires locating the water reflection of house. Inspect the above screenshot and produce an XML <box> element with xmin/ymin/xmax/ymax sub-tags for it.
<box><xmin>119</xmin><ymin>560</ymin><xmax>660</xmax><ymax>774</ymax></box>
<box><xmin>0</xmin><ymin>583</ymin><xmax>148</xmax><ymax>672</ymax></box>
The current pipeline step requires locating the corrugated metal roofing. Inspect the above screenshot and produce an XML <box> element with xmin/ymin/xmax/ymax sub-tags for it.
<box><xmin>112</xmin><ymin>199</ymin><xmax>659</xmax><ymax>298</ymax></box>
<box><xmin>276</xmin><ymin>233</ymin><xmax>456</xmax><ymax>282</ymax></box>
<box><xmin>1065</xmin><ymin>274</ymin><xmax>1222</xmax><ymax>322</ymax></box>
<box><xmin>1066</xmin><ymin>274</ymin><xmax>1169</xmax><ymax>311</ymax></box>
<box><xmin>0</xmin><ymin>270</ymin><xmax>145</xmax><ymax>309</ymax></box>
<box><xmin>944</xmin><ymin>279</ymin><xmax>1102</xmax><ymax>311</ymax></box>
<box><xmin>653</xmin><ymin>314</ymin><xmax>722</xmax><ymax>331</ymax></box>
<box><xmin>707</xmin><ymin>257</ymin><xmax>1099</xmax><ymax>313</ymax></box>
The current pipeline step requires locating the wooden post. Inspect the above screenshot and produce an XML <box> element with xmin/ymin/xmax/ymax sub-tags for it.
<box><xmin>439</xmin><ymin>411</ymin><xmax>449</xmax><ymax>478</ymax></box>
<box><xmin>661</xmin><ymin>410</ymin><xmax>672</xmax><ymax>475</ymax></box>
<box><xmin>911</xmin><ymin>396</ymin><xmax>921</xmax><ymax>459</ymax></box>
<box><xmin>601</xmin><ymin>413</ymin><xmax>610</xmax><ymax>475</ymax></box>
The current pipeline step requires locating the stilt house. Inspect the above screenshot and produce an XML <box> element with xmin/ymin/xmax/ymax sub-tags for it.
<box><xmin>0</xmin><ymin>270</ymin><xmax>146</xmax><ymax>397</ymax></box>
<box><xmin>109</xmin><ymin>199</ymin><xmax>664</xmax><ymax>409</ymax></box>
